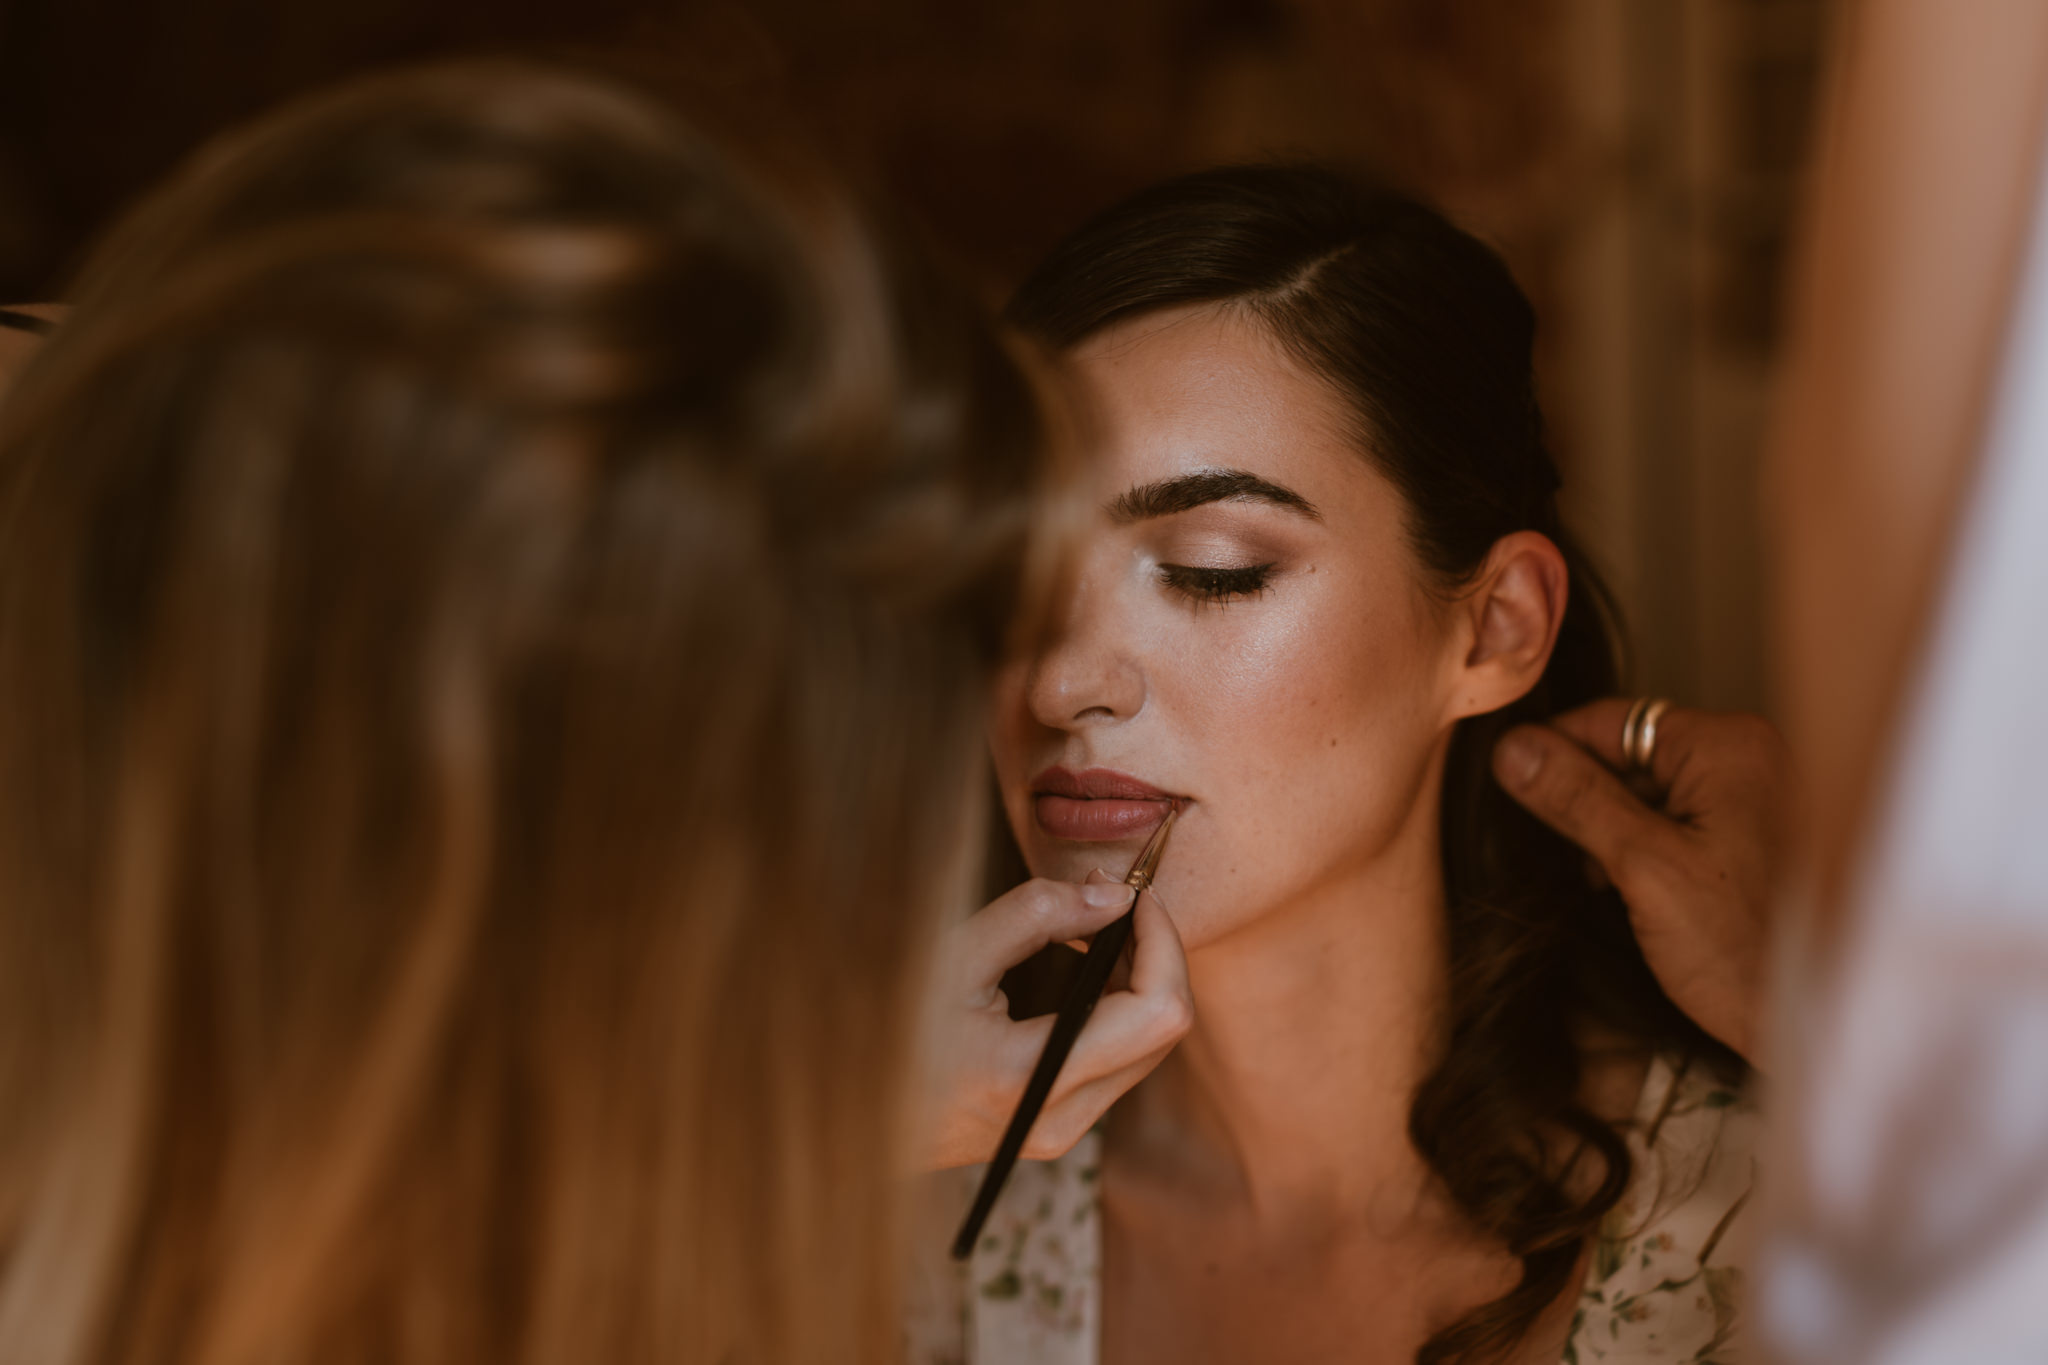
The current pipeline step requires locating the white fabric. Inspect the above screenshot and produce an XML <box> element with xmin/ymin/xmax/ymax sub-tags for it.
<box><xmin>1757</xmin><ymin>133</ymin><xmax>2048</xmax><ymax>1365</ymax></box>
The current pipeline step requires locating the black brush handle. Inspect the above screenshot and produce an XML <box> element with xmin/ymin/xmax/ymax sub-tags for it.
<box><xmin>949</xmin><ymin>908</ymin><xmax>1136</xmax><ymax>1260</ymax></box>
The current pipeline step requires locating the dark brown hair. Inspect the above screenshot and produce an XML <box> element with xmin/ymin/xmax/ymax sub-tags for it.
<box><xmin>1007</xmin><ymin>163</ymin><xmax>1738</xmax><ymax>1365</ymax></box>
<box><xmin>0</xmin><ymin>62</ymin><xmax>1047</xmax><ymax>1365</ymax></box>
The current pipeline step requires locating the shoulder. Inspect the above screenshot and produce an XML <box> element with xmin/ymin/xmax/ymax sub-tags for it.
<box><xmin>1569</xmin><ymin>1054</ymin><xmax>1760</xmax><ymax>1364</ymax></box>
<box><xmin>904</xmin><ymin>1135</ymin><xmax>1104</xmax><ymax>1365</ymax></box>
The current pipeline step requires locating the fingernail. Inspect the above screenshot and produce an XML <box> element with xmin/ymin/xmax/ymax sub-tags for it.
<box><xmin>1495</xmin><ymin>730</ymin><xmax>1544</xmax><ymax>788</ymax></box>
<box><xmin>1082</xmin><ymin>879</ymin><xmax>1137</xmax><ymax>909</ymax></box>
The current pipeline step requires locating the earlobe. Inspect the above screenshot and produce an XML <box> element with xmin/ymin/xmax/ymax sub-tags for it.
<box><xmin>1449</xmin><ymin>531</ymin><xmax>1569</xmax><ymax>720</ymax></box>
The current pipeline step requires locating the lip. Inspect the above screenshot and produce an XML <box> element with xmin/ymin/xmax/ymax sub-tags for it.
<box><xmin>1030</xmin><ymin>766</ymin><xmax>1184</xmax><ymax>842</ymax></box>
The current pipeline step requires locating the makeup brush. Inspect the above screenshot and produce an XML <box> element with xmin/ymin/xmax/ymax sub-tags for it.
<box><xmin>950</xmin><ymin>803</ymin><xmax>1181</xmax><ymax>1261</ymax></box>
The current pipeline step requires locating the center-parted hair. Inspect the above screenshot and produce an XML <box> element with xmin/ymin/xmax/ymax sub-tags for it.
<box><xmin>0</xmin><ymin>63</ymin><xmax>1048</xmax><ymax>1365</ymax></box>
<box><xmin>1008</xmin><ymin>164</ymin><xmax>1738</xmax><ymax>1365</ymax></box>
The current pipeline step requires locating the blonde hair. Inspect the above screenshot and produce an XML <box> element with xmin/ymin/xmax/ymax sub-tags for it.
<box><xmin>0</xmin><ymin>62</ymin><xmax>1045</xmax><ymax>1365</ymax></box>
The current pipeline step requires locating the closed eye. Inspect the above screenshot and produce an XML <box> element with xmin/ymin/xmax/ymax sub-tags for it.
<box><xmin>1158</xmin><ymin>562</ymin><xmax>1275</xmax><ymax>604</ymax></box>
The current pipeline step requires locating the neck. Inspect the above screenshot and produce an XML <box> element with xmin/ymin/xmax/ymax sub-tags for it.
<box><xmin>1111</xmin><ymin>773</ymin><xmax>1451</xmax><ymax>1223</ymax></box>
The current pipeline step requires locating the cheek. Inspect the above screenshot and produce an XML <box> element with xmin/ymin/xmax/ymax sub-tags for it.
<box><xmin>1147</xmin><ymin>575</ymin><xmax>1451</xmax><ymax>934</ymax></box>
<box><xmin>1159</xmin><ymin>575</ymin><xmax>1440</xmax><ymax>780</ymax></box>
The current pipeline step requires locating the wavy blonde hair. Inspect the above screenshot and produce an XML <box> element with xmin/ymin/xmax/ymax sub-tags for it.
<box><xmin>0</xmin><ymin>62</ymin><xmax>1048</xmax><ymax>1365</ymax></box>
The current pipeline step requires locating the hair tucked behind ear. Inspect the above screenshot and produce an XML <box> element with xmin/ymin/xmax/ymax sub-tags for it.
<box><xmin>1009</xmin><ymin>163</ymin><xmax>1740</xmax><ymax>1365</ymax></box>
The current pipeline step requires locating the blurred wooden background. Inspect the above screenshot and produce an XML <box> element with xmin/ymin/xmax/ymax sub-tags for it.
<box><xmin>0</xmin><ymin>0</ymin><xmax>1829</xmax><ymax>712</ymax></box>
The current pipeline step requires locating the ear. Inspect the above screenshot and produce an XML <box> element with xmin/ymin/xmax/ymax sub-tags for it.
<box><xmin>1442</xmin><ymin>531</ymin><xmax>1569</xmax><ymax>723</ymax></box>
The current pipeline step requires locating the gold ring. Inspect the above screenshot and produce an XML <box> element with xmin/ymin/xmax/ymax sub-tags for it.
<box><xmin>1621</xmin><ymin>697</ymin><xmax>1672</xmax><ymax>772</ymax></box>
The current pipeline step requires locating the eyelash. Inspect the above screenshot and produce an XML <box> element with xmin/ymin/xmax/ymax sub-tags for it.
<box><xmin>1157</xmin><ymin>562</ymin><xmax>1275</xmax><ymax>604</ymax></box>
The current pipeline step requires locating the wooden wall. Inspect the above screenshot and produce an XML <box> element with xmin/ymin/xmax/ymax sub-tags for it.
<box><xmin>0</xmin><ymin>0</ymin><xmax>1827</xmax><ymax>709</ymax></box>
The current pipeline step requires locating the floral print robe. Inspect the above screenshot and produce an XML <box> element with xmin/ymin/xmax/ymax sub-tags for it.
<box><xmin>906</xmin><ymin>1054</ymin><xmax>1758</xmax><ymax>1364</ymax></box>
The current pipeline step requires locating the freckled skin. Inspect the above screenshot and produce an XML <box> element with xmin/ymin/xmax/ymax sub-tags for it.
<box><xmin>990</xmin><ymin>303</ymin><xmax>1466</xmax><ymax>951</ymax></box>
<box><xmin>988</xmin><ymin>301</ymin><xmax>1588</xmax><ymax>1365</ymax></box>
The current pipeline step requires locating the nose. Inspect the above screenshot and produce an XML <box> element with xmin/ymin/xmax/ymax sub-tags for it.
<box><xmin>1023</xmin><ymin>572</ymin><xmax>1146</xmax><ymax>731</ymax></box>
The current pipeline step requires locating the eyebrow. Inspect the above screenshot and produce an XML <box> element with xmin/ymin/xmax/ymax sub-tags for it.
<box><xmin>1106</xmin><ymin>468</ymin><xmax>1322</xmax><ymax>524</ymax></box>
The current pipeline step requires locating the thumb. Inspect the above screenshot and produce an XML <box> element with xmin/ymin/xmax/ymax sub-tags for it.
<box><xmin>1492</xmin><ymin>724</ymin><xmax>1680</xmax><ymax>879</ymax></box>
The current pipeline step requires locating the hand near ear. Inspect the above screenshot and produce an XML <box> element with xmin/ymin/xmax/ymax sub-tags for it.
<box><xmin>1491</xmin><ymin>700</ymin><xmax>1793</xmax><ymax>1065</ymax></box>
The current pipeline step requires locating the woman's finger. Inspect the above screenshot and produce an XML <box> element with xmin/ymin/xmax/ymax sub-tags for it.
<box><xmin>1544</xmin><ymin>696</ymin><xmax>1712</xmax><ymax>796</ymax></box>
<box><xmin>1540</xmin><ymin>696</ymin><xmax>1637</xmax><ymax>768</ymax></box>
<box><xmin>1059</xmin><ymin>984</ymin><xmax>1191</xmax><ymax>1091</ymax></box>
<box><xmin>949</xmin><ymin>875</ymin><xmax>1135</xmax><ymax>995</ymax></box>
<box><xmin>1006</xmin><ymin>889</ymin><xmax>1191</xmax><ymax>1154</ymax></box>
<box><xmin>1493</xmin><ymin>722</ymin><xmax>1690</xmax><ymax>883</ymax></box>
<box><xmin>922</xmin><ymin>884</ymin><xmax>1191</xmax><ymax>1169</ymax></box>
<box><xmin>1047</xmin><ymin>889</ymin><xmax>1192</xmax><ymax>1090</ymax></box>
<box><xmin>1023</xmin><ymin>1052</ymin><xmax>1171</xmax><ymax>1160</ymax></box>
<box><xmin>1050</xmin><ymin>887</ymin><xmax>1192</xmax><ymax>1074</ymax></box>
<box><xmin>938</xmin><ymin>979</ymin><xmax>1182</xmax><ymax>1167</ymax></box>
<box><xmin>1121</xmin><ymin>885</ymin><xmax>1190</xmax><ymax>1009</ymax></box>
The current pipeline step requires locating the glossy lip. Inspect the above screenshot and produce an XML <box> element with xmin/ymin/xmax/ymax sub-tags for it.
<box><xmin>1031</xmin><ymin>766</ymin><xmax>1178</xmax><ymax>802</ymax></box>
<box><xmin>1029</xmin><ymin>766</ymin><xmax>1187</xmax><ymax>842</ymax></box>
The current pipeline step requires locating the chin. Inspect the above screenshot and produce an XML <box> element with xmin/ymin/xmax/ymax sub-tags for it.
<box><xmin>1018</xmin><ymin>837</ymin><xmax>1123</xmax><ymax>884</ymax></box>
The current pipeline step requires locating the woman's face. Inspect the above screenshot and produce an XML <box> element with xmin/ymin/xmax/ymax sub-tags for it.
<box><xmin>990</xmin><ymin>303</ymin><xmax>1472</xmax><ymax>950</ymax></box>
